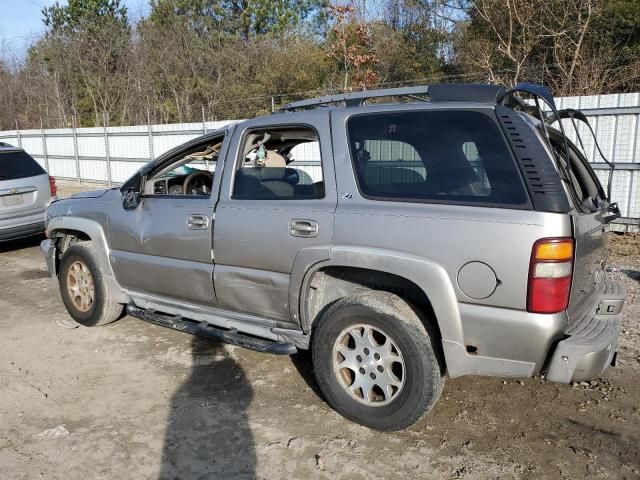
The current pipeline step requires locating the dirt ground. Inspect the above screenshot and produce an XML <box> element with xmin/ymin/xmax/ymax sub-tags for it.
<box><xmin>0</xmin><ymin>181</ymin><xmax>639</xmax><ymax>480</ymax></box>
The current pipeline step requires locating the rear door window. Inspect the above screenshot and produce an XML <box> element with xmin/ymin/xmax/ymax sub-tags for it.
<box><xmin>232</xmin><ymin>126</ymin><xmax>325</xmax><ymax>200</ymax></box>
<box><xmin>347</xmin><ymin>110</ymin><xmax>528</xmax><ymax>207</ymax></box>
<box><xmin>0</xmin><ymin>151</ymin><xmax>45</xmax><ymax>180</ymax></box>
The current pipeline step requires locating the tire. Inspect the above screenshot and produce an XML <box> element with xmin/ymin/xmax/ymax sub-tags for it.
<box><xmin>58</xmin><ymin>241</ymin><xmax>124</xmax><ymax>327</ymax></box>
<box><xmin>312</xmin><ymin>291</ymin><xmax>444</xmax><ymax>431</ymax></box>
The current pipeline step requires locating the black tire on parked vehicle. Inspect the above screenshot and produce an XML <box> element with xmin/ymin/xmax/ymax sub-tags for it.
<box><xmin>312</xmin><ymin>291</ymin><xmax>444</xmax><ymax>431</ymax></box>
<box><xmin>58</xmin><ymin>241</ymin><xmax>124</xmax><ymax>327</ymax></box>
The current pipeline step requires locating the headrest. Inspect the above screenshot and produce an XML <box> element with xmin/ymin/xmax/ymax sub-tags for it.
<box><xmin>262</xmin><ymin>150</ymin><xmax>286</xmax><ymax>167</ymax></box>
<box><xmin>239</xmin><ymin>167</ymin><xmax>300</xmax><ymax>185</ymax></box>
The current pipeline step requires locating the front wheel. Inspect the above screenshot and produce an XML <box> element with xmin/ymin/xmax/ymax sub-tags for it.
<box><xmin>312</xmin><ymin>291</ymin><xmax>444</xmax><ymax>430</ymax></box>
<box><xmin>58</xmin><ymin>241</ymin><xmax>124</xmax><ymax>327</ymax></box>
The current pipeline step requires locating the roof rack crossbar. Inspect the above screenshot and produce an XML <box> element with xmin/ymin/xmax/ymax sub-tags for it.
<box><xmin>280</xmin><ymin>85</ymin><xmax>431</xmax><ymax>111</ymax></box>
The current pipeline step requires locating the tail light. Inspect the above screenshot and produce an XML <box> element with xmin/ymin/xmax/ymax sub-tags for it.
<box><xmin>49</xmin><ymin>176</ymin><xmax>57</xmax><ymax>197</ymax></box>
<box><xmin>527</xmin><ymin>237</ymin><xmax>574</xmax><ymax>314</ymax></box>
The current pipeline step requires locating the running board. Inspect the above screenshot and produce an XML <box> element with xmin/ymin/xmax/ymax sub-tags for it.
<box><xmin>127</xmin><ymin>305</ymin><xmax>297</xmax><ymax>355</ymax></box>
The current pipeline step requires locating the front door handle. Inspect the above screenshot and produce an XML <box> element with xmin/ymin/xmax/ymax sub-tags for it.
<box><xmin>187</xmin><ymin>214</ymin><xmax>209</xmax><ymax>230</ymax></box>
<box><xmin>289</xmin><ymin>219</ymin><xmax>319</xmax><ymax>238</ymax></box>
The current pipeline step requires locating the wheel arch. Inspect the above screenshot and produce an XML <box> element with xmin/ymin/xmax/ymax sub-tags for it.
<box><xmin>47</xmin><ymin>216</ymin><xmax>128</xmax><ymax>304</ymax></box>
<box><xmin>298</xmin><ymin>246</ymin><xmax>464</xmax><ymax>362</ymax></box>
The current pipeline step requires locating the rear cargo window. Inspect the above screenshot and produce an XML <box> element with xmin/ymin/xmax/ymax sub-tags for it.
<box><xmin>0</xmin><ymin>151</ymin><xmax>45</xmax><ymax>181</ymax></box>
<box><xmin>347</xmin><ymin>111</ymin><xmax>528</xmax><ymax>207</ymax></box>
<box><xmin>547</xmin><ymin>131</ymin><xmax>604</xmax><ymax>211</ymax></box>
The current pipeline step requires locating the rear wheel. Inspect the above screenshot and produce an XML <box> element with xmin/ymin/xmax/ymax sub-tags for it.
<box><xmin>312</xmin><ymin>291</ymin><xmax>444</xmax><ymax>430</ymax></box>
<box><xmin>58</xmin><ymin>241</ymin><xmax>124</xmax><ymax>327</ymax></box>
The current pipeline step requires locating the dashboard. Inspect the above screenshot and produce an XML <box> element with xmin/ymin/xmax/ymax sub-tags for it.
<box><xmin>151</xmin><ymin>176</ymin><xmax>187</xmax><ymax>195</ymax></box>
<box><xmin>145</xmin><ymin>171</ymin><xmax>213</xmax><ymax>196</ymax></box>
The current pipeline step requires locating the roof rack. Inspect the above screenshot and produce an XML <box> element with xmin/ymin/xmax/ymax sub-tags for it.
<box><xmin>279</xmin><ymin>83</ymin><xmax>506</xmax><ymax>112</ymax></box>
<box><xmin>279</xmin><ymin>85</ymin><xmax>430</xmax><ymax>111</ymax></box>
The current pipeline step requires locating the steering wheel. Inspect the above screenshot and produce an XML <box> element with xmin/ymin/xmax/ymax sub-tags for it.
<box><xmin>183</xmin><ymin>171</ymin><xmax>214</xmax><ymax>195</ymax></box>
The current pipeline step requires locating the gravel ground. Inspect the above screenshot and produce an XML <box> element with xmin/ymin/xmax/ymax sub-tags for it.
<box><xmin>607</xmin><ymin>234</ymin><xmax>640</xmax><ymax>368</ymax></box>
<box><xmin>54</xmin><ymin>180</ymin><xmax>107</xmax><ymax>198</ymax></box>
<box><xmin>0</xmin><ymin>183</ymin><xmax>638</xmax><ymax>479</ymax></box>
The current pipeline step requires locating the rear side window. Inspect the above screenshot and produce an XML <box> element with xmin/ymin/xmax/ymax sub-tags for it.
<box><xmin>347</xmin><ymin>111</ymin><xmax>528</xmax><ymax>207</ymax></box>
<box><xmin>0</xmin><ymin>151</ymin><xmax>45</xmax><ymax>180</ymax></box>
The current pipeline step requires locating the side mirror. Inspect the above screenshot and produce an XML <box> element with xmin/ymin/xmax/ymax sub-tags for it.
<box><xmin>120</xmin><ymin>172</ymin><xmax>143</xmax><ymax>209</ymax></box>
<box><xmin>122</xmin><ymin>188</ymin><xmax>141</xmax><ymax>210</ymax></box>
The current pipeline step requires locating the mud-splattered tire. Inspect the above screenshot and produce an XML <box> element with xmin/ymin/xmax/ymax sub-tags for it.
<box><xmin>312</xmin><ymin>291</ymin><xmax>444</xmax><ymax>431</ymax></box>
<box><xmin>58</xmin><ymin>241</ymin><xmax>124</xmax><ymax>327</ymax></box>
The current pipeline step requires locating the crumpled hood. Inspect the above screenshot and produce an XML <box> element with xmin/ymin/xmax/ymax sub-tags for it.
<box><xmin>70</xmin><ymin>188</ymin><xmax>112</xmax><ymax>199</ymax></box>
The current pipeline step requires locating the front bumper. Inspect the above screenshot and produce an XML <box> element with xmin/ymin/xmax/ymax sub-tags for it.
<box><xmin>0</xmin><ymin>221</ymin><xmax>45</xmax><ymax>242</ymax></box>
<box><xmin>41</xmin><ymin>238</ymin><xmax>57</xmax><ymax>277</ymax></box>
<box><xmin>545</xmin><ymin>280</ymin><xmax>626</xmax><ymax>383</ymax></box>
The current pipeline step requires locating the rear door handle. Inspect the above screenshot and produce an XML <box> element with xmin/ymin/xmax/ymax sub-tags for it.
<box><xmin>289</xmin><ymin>219</ymin><xmax>319</xmax><ymax>238</ymax></box>
<box><xmin>187</xmin><ymin>214</ymin><xmax>209</xmax><ymax>230</ymax></box>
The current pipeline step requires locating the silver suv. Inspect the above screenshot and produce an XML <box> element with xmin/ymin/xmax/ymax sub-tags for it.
<box><xmin>1</xmin><ymin>146</ymin><xmax>56</xmax><ymax>242</ymax></box>
<box><xmin>40</xmin><ymin>84</ymin><xmax>626</xmax><ymax>430</ymax></box>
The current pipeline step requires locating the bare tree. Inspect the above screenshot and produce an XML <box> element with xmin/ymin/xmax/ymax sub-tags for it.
<box><xmin>458</xmin><ymin>0</ymin><xmax>640</xmax><ymax>94</ymax></box>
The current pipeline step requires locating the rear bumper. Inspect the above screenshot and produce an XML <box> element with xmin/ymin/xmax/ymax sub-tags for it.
<box><xmin>0</xmin><ymin>206</ymin><xmax>47</xmax><ymax>242</ymax></box>
<box><xmin>545</xmin><ymin>280</ymin><xmax>626</xmax><ymax>383</ymax></box>
<box><xmin>0</xmin><ymin>221</ymin><xmax>45</xmax><ymax>242</ymax></box>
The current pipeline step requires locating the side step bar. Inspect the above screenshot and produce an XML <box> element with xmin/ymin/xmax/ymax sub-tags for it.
<box><xmin>127</xmin><ymin>305</ymin><xmax>297</xmax><ymax>355</ymax></box>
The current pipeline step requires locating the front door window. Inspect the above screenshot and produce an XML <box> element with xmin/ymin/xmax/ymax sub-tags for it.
<box><xmin>145</xmin><ymin>139</ymin><xmax>223</xmax><ymax>197</ymax></box>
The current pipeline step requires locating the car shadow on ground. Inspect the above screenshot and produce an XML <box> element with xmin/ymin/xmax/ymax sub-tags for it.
<box><xmin>289</xmin><ymin>350</ymin><xmax>325</xmax><ymax>401</ymax></box>
<box><xmin>0</xmin><ymin>234</ymin><xmax>44</xmax><ymax>253</ymax></box>
<box><xmin>621</xmin><ymin>268</ymin><xmax>640</xmax><ymax>283</ymax></box>
<box><xmin>160</xmin><ymin>336</ymin><xmax>256</xmax><ymax>479</ymax></box>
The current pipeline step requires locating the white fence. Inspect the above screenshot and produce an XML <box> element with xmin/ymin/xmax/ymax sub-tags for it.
<box><xmin>551</xmin><ymin>93</ymin><xmax>640</xmax><ymax>228</ymax></box>
<box><xmin>0</xmin><ymin>120</ymin><xmax>234</xmax><ymax>185</ymax></box>
<box><xmin>1</xmin><ymin>93</ymin><xmax>639</xmax><ymax>225</ymax></box>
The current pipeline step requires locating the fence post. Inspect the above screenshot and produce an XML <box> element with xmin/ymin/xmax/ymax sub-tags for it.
<box><xmin>201</xmin><ymin>105</ymin><xmax>209</xmax><ymax>170</ymax></box>
<box><xmin>147</xmin><ymin>109</ymin><xmax>154</xmax><ymax>162</ymax></box>
<box><xmin>15</xmin><ymin>119</ymin><xmax>22</xmax><ymax>149</ymax></box>
<box><xmin>72</xmin><ymin>114</ymin><xmax>81</xmax><ymax>184</ymax></box>
<box><xmin>40</xmin><ymin>118</ymin><xmax>50</xmax><ymax>173</ymax></box>
<box><xmin>103</xmin><ymin>111</ymin><xmax>112</xmax><ymax>187</ymax></box>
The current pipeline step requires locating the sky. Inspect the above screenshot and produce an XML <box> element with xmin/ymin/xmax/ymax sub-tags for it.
<box><xmin>0</xmin><ymin>0</ymin><xmax>150</xmax><ymax>58</ymax></box>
